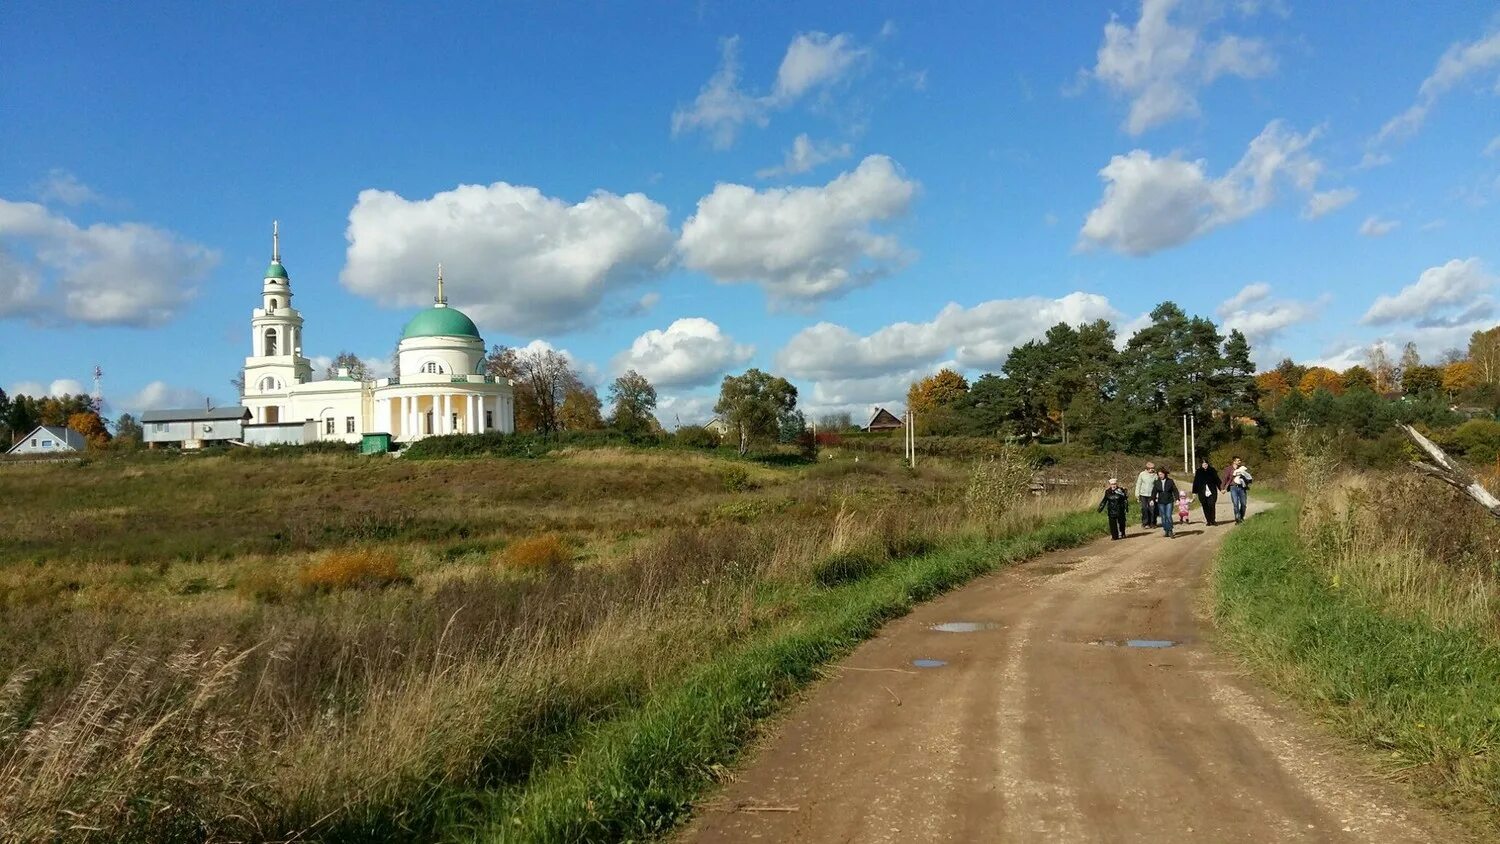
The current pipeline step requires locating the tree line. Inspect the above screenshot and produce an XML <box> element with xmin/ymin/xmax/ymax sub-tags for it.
<box><xmin>901</xmin><ymin>303</ymin><xmax>1500</xmax><ymax>459</ymax></box>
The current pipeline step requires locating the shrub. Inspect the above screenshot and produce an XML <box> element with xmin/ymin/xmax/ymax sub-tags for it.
<box><xmin>235</xmin><ymin>568</ymin><xmax>291</xmax><ymax>604</ymax></box>
<box><xmin>674</xmin><ymin>425</ymin><xmax>721</xmax><ymax>450</ymax></box>
<box><xmin>298</xmin><ymin>549</ymin><xmax>406</xmax><ymax>591</ymax></box>
<box><xmin>811</xmin><ymin>547</ymin><xmax>884</xmax><ymax>587</ymax></box>
<box><xmin>499</xmin><ymin>534</ymin><xmax>571</xmax><ymax>568</ymax></box>
<box><xmin>720</xmin><ymin>465</ymin><xmax>756</xmax><ymax>492</ymax></box>
<box><xmin>963</xmin><ymin>446</ymin><xmax>1034</xmax><ymax>528</ymax></box>
<box><xmin>1451</xmin><ymin>419</ymin><xmax>1500</xmax><ymax>464</ymax></box>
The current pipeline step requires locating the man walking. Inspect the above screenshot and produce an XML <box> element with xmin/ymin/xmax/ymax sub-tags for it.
<box><xmin>1135</xmin><ymin>461</ymin><xmax>1158</xmax><ymax>528</ymax></box>
<box><xmin>1097</xmin><ymin>478</ymin><xmax>1131</xmax><ymax>540</ymax></box>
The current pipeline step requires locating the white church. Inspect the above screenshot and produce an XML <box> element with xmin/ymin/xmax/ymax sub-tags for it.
<box><xmin>236</xmin><ymin>224</ymin><xmax>515</xmax><ymax>445</ymax></box>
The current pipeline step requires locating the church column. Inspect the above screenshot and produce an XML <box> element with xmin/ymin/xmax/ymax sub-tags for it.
<box><xmin>468</xmin><ymin>394</ymin><xmax>477</xmax><ymax>432</ymax></box>
<box><xmin>402</xmin><ymin>396</ymin><xmax>412</xmax><ymax>439</ymax></box>
<box><xmin>442</xmin><ymin>394</ymin><xmax>452</xmax><ymax>434</ymax></box>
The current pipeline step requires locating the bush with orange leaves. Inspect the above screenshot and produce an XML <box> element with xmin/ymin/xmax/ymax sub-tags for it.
<box><xmin>297</xmin><ymin>549</ymin><xmax>407</xmax><ymax>591</ymax></box>
<box><xmin>497</xmin><ymin>534</ymin><xmax>571</xmax><ymax>568</ymax></box>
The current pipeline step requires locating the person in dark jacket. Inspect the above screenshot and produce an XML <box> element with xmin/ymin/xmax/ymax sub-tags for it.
<box><xmin>1097</xmin><ymin>478</ymin><xmax>1131</xmax><ymax>540</ymax></box>
<box><xmin>1151</xmin><ymin>468</ymin><xmax>1179</xmax><ymax>538</ymax></box>
<box><xmin>1191</xmin><ymin>458</ymin><xmax>1221</xmax><ymax>526</ymax></box>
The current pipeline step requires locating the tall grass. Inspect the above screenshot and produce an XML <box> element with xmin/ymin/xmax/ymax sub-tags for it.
<box><xmin>0</xmin><ymin>447</ymin><xmax>1098</xmax><ymax>842</ymax></box>
<box><xmin>1217</xmin><ymin>429</ymin><xmax>1500</xmax><ymax>828</ymax></box>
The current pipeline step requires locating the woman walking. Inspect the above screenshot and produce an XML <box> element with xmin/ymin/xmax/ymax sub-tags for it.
<box><xmin>1222</xmin><ymin>456</ymin><xmax>1253</xmax><ymax>523</ymax></box>
<box><xmin>1150</xmin><ymin>468</ymin><xmax>1179</xmax><ymax>538</ymax></box>
<box><xmin>1192</xmin><ymin>457</ymin><xmax>1221</xmax><ymax>526</ymax></box>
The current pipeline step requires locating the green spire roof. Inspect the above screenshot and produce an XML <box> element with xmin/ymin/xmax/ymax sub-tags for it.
<box><xmin>401</xmin><ymin>305</ymin><xmax>481</xmax><ymax>340</ymax></box>
<box><xmin>264</xmin><ymin>260</ymin><xmax>288</xmax><ymax>280</ymax></box>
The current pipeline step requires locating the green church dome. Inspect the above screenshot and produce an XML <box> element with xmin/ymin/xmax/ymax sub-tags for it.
<box><xmin>264</xmin><ymin>261</ymin><xmax>289</xmax><ymax>280</ymax></box>
<box><xmin>402</xmin><ymin>305</ymin><xmax>481</xmax><ymax>340</ymax></box>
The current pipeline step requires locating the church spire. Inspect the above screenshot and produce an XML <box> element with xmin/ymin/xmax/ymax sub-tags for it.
<box><xmin>272</xmin><ymin>220</ymin><xmax>281</xmax><ymax>264</ymax></box>
<box><xmin>435</xmin><ymin>262</ymin><xmax>447</xmax><ymax>307</ymax></box>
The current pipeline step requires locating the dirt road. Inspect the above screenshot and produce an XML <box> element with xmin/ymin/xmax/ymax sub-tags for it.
<box><xmin>682</xmin><ymin>503</ymin><xmax>1466</xmax><ymax>843</ymax></box>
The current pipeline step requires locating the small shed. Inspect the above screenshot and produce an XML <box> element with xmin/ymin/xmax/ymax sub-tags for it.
<box><xmin>6</xmin><ymin>425</ymin><xmax>86</xmax><ymax>456</ymax></box>
<box><xmin>361</xmin><ymin>432</ymin><xmax>393</xmax><ymax>454</ymax></box>
<box><xmin>142</xmin><ymin>406</ymin><xmax>251</xmax><ymax>449</ymax></box>
<box><xmin>863</xmin><ymin>407</ymin><xmax>905</xmax><ymax>432</ymax></box>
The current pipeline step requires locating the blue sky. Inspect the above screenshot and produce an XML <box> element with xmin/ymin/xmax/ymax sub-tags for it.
<box><xmin>3</xmin><ymin>1</ymin><xmax>1498</xmax><ymax>424</ymax></box>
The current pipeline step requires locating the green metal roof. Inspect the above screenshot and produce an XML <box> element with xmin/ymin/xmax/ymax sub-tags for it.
<box><xmin>264</xmin><ymin>261</ymin><xmax>289</xmax><ymax>280</ymax></box>
<box><xmin>401</xmin><ymin>305</ymin><xmax>481</xmax><ymax>340</ymax></box>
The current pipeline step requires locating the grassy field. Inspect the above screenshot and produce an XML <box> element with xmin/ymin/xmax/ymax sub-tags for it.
<box><xmin>1213</xmin><ymin>471</ymin><xmax>1500</xmax><ymax>828</ymax></box>
<box><xmin>0</xmin><ymin>443</ymin><xmax>1101</xmax><ymax>842</ymax></box>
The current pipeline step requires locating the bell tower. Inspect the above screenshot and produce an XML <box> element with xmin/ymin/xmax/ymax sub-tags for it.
<box><xmin>244</xmin><ymin>221</ymin><xmax>312</xmax><ymax>401</ymax></box>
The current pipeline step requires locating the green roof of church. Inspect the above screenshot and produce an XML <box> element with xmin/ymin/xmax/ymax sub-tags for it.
<box><xmin>264</xmin><ymin>261</ymin><xmax>288</xmax><ymax>280</ymax></box>
<box><xmin>402</xmin><ymin>305</ymin><xmax>481</xmax><ymax>340</ymax></box>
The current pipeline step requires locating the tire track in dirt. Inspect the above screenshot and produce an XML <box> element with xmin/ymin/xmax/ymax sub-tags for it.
<box><xmin>680</xmin><ymin>504</ymin><xmax>1471</xmax><ymax>843</ymax></box>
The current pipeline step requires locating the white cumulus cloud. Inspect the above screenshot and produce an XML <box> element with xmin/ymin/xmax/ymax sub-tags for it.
<box><xmin>1302</xmin><ymin>187</ymin><xmax>1358</xmax><ymax>219</ymax></box>
<box><xmin>1215</xmin><ymin>282</ymin><xmax>1321</xmax><ymax>350</ymax></box>
<box><xmin>120</xmin><ymin>381</ymin><xmax>212</xmax><ymax>414</ymax></box>
<box><xmin>777</xmin><ymin>292</ymin><xmax>1121</xmax><ymax>385</ymax></box>
<box><xmin>0</xmin><ymin>199</ymin><xmax>218</xmax><ymax>327</ymax></box>
<box><xmin>340</xmin><ymin>181</ymin><xmax>674</xmax><ymax>335</ymax></box>
<box><xmin>1376</xmin><ymin>29</ymin><xmax>1500</xmax><ymax>145</ymax></box>
<box><xmin>612</xmin><ymin>317</ymin><xmax>754</xmax><ymax>388</ymax></box>
<box><xmin>1089</xmin><ymin>0</ymin><xmax>1276</xmax><ymax>135</ymax></box>
<box><xmin>1362</xmin><ymin>257</ymin><xmax>1497</xmax><ymax>326</ymax></box>
<box><xmin>1079</xmin><ymin>120</ymin><xmax>1323</xmax><ymax>255</ymax></box>
<box><xmin>679</xmin><ymin>155</ymin><xmax>917</xmax><ymax>304</ymax></box>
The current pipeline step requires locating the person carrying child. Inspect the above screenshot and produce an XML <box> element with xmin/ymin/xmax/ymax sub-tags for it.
<box><xmin>1097</xmin><ymin>477</ymin><xmax>1131</xmax><ymax>540</ymax></box>
<box><xmin>1221</xmin><ymin>457</ymin><xmax>1254</xmax><ymax>524</ymax></box>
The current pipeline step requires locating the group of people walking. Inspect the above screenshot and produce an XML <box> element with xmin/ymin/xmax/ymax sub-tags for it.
<box><xmin>1097</xmin><ymin>456</ymin><xmax>1252</xmax><ymax>540</ymax></box>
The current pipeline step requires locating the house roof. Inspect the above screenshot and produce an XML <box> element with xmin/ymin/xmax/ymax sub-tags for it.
<box><xmin>140</xmin><ymin>406</ymin><xmax>251</xmax><ymax>423</ymax></box>
<box><xmin>863</xmin><ymin>407</ymin><xmax>904</xmax><ymax>429</ymax></box>
<box><xmin>6</xmin><ymin>425</ymin><xmax>86</xmax><ymax>454</ymax></box>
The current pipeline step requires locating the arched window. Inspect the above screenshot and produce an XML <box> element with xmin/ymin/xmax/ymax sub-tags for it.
<box><xmin>422</xmin><ymin>361</ymin><xmax>445</xmax><ymax>374</ymax></box>
<box><xmin>264</xmin><ymin>328</ymin><xmax>278</xmax><ymax>356</ymax></box>
<box><xmin>269</xmin><ymin>298</ymin><xmax>279</xmax><ymax>310</ymax></box>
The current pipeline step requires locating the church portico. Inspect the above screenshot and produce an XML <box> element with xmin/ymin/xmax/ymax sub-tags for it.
<box><xmin>238</xmin><ymin>226</ymin><xmax>513</xmax><ymax>445</ymax></box>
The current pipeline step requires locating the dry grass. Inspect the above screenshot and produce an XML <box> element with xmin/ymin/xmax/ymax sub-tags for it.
<box><xmin>298</xmin><ymin>549</ymin><xmax>407</xmax><ymax>591</ymax></box>
<box><xmin>1288</xmin><ymin>429</ymin><xmax>1500</xmax><ymax>638</ymax></box>
<box><xmin>0</xmin><ymin>446</ymin><xmax>1092</xmax><ymax>841</ymax></box>
<box><xmin>498</xmin><ymin>534</ymin><xmax>571</xmax><ymax>568</ymax></box>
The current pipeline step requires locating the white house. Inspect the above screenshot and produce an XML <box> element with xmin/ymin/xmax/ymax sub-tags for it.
<box><xmin>175</xmin><ymin>224</ymin><xmax>516</xmax><ymax>446</ymax></box>
<box><xmin>6</xmin><ymin>425</ymin><xmax>86</xmax><ymax>456</ymax></box>
<box><xmin>141</xmin><ymin>407</ymin><xmax>251</xmax><ymax>448</ymax></box>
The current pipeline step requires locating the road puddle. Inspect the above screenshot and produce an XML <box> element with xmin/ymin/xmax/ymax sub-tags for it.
<box><xmin>1090</xmin><ymin>638</ymin><xmax>1179</xmax><ymax>648</ymax></box>
<box><xmin>931</xmin><ymin>622</ymin><xmax>998</xmax><ymax>633</ymax></box>
<box><xmin>912</xmin><ymin>658</ymin><xmax>948</xmax><ymax>668</ymax></box>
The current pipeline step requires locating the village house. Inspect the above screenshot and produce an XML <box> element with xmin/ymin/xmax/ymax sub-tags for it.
<box><xmin>5</xmin><ymin>425</ymin><xmax>86</xmax><ymax>456</ymax></box>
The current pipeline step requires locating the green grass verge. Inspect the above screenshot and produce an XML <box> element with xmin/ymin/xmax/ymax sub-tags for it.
<box><xmin>1213</xmin><ymin>502</ymin><xmax>1500</xmax><ymax>825</ymax></box>
<box><xmin>441</xmin><ymin>509</ymin><xmax>1105</xmax><ymax>842</ymax></box>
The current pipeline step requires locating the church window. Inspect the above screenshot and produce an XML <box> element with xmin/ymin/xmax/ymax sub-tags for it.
<box><xmin>422</xmin><ymin>361</ymin><xmax>444</xmax><ymax>374</ymax></box>
<box><xmin>486</xmin><ymin>410</ymin><xmax>493</xmax><ymax>429</ymax></box>
<box><xmin>325</xmin><ymin>418</ymin><xmax>335</xmax><ymax>435</ymax></box>
<box><xmin>346</xmin><ymin>416</ymin><xmax>355</xmax><ymax>433</ymax></box>
<box><xmin>264</xmin><ymin>328</ymin><xmax>278</xmax><ymax>356</ymax></box>
<box><xmin>269</xmin><ymin>298</ymin><xmax>279</xmax><ymax>310</ymax></box>
<box><xmin>451</xmin><ymin>413</ymin><xmax>459</xmax><ymax>431</ymax></box>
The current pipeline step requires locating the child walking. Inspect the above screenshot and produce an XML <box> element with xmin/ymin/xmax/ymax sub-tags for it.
<box><xmin>1176</xmin><ymin>492</ymin><xmax>1191</xmax><ymax>524</ymax></box>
